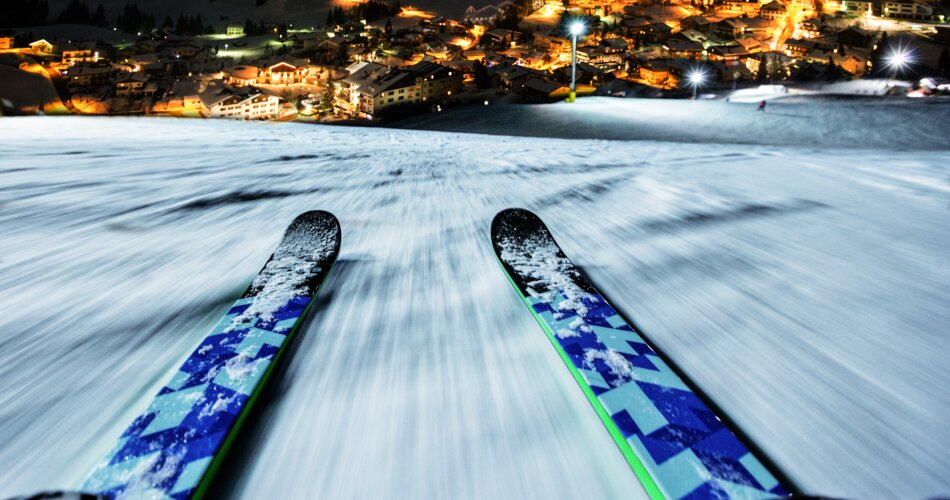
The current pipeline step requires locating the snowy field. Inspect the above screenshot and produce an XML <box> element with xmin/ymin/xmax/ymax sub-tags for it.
<box><xmin>0</xmin><ymin>102</ymin><xmax>948</xmax><ymax>499</ymax></box>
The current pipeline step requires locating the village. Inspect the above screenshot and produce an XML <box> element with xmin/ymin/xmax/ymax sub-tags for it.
<box><xmin>1</xmin><ymin>0</ymin><xmax>949</xmax><ymax>121</ymax></box>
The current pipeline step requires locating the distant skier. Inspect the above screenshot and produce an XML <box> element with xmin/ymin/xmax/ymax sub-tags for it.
<box><xmin>758</xmin><ymin>100</ymin><xmax>767</xmax><ymax>112</ymax></box>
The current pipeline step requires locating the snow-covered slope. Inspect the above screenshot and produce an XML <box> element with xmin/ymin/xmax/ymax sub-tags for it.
<box><xmin>398</xmin><ymin>97</ymin><xmax>950</xmax><ymax>150</ymax></box>
<box><xmin>0</xmin><ymin>108</ymin><xmax>948</xmax><ymax>499</ymax></box>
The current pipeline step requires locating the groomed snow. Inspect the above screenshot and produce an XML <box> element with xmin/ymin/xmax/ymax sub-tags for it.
<box><xmin>0</xmin><ymin>104</ymin><xmax>948</xmax><ymax>499</ymax></box>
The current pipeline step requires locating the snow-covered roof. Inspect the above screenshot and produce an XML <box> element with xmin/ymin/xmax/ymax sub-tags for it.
<box><xmin>226</xmin><ymin>65</ymin><xmax>260</xmax><ymax>80</ymax></box>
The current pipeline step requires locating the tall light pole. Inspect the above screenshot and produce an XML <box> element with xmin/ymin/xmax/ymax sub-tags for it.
<box><xmin>568</xmin><ymin>21</ymin><xmax>585</xmax><ymax>103</ymax></box>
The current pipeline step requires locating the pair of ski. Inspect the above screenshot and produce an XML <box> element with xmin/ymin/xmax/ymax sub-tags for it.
<box><xmin>42</xmin><ymin>209</ymin><xmax>796</xmax><ymax>500</ymax></box>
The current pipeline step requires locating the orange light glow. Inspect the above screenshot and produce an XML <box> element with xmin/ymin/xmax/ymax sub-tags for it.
<box><xmin>400</xmin><ymin>6</ymin><xmax>435</xmax><ymax>18</ymax></box>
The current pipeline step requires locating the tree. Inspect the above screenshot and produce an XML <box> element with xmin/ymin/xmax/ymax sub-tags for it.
<box><xmin>385</xmin><ymin>18</ymin><xmax>393</xmax><ymax>35</ymax></box>
<box><xmin>870</xmin><ymin>31</ymin><xmax>888</xmax><ymax>75</ymax></box>
<box><xmin>320</xmin><ymin>79</ymin><xmax>336</xmax><ymax>112</ymax></box>
<box><xmin>162</xmin><ymin>16</ymin><xmax>173</xmax><ymax>30</ymax></box>
<box><xmin>91</xmin><ymin>4</ymin><xmax>106</xmax><ymax>26</ymax></box>
<box><xmin>56</xmin><ymin>0</ymin><xmax>92</xmax><ymax>25</ymax></box>
<box><xmin>473</xmin><ymin>59</ymin><xmax>491</xmax><ymax>89</ymax></box>
<box><xmin>3</xmin><ymin>0</ymin><xmax>50</xmax><ymax>28</ymax></box>
<box><xmin>825</xmin><ymin>60</ymin><xmax>843</xmax><ymax>81</ymax></box>
<box><xmin>175</xmin><ymin>14</ymin><xmax>187</xmax><ymax>34</ymax></box>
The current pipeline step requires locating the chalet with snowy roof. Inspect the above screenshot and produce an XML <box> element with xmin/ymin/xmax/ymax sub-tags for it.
<box><xmin>292</xmin><ymin>33</ymin><xmax>328</xmax><ymax>51</ymax></box>
<box><xmin>29</xmin><ymin>39</ymin><xmax>55</xmax><ymax>55</ymax></box>
<box><xmin>554</xmin><ymin>61</ymin><xmax>602</xmax><ymax>86</ymax></box>
<box><xmin>520</xmin><ymin>78</ymin><xmax>569</xmax><ymax>101</ymax></box>
<box><xmin>664</xmin><ymin>38</ymin><xmax>705</xmax><ymax>58</ymax></box>
<box><xmin>152</xmin><ymin>79</ymin><xmax>205</xmax><ymax>115</ymax></box>
<box><xmin>680</xmin><ymin>29</ymin><xmax>711</xmax><ymax>44</ymax></box>
<box><xmin>261</xmin><ymin>60</ymin><xmax>310</xmax><ymax>85</ymax></box>
<box><xmin>715</xmin><ymin>19</ymin><xmax>747</xmax><ymax>39</ymax></box>
<box><xmin>784</xmin><ymin>38</ymin><xmax>815</xmax><ymax>57</ymax></box>
<box><xmin>709</xmin><ymin>44</ymin><xmax>751</xmax><ymax>60</ymax></box>
<box><xmin>167</xmin><ymin>42</ymin><xmax>204</xmax><ymax>59</ymax></box>
<box><xmin>680</xmin><ymin>15</ymin><xmax>713</xmax><ymax>32</ymax></box>
<box><xmin>832</xmin><ymin>54</ymin><xmax>867</xmax><ymax>75</ymax></box>
<box><xmin>646</xmin><ymin>23</ymin><xmax>673</xmax><ymax>42</ymax></box>
<box><xmin>602</xmin><ymin>38</ymin><xmax>629</xmax><ymax>53</ymax></box>
<box><xmin>337</xmin><ymin>61</ymin><xmax>461</xmax><ymax>119</ymax></box>
<box><xmin>720</xmin><ymin>0</ymin><xmax>762</xmax><ymax>14</ymax></box>
<box><xmin>115</xmin><ymin>73</ymin><xmax>149</xmax><ymax>97</ymax></box>
<box><xmin>483</xmin><ymin>29</ymin><xmax>520</xmax><ymax>49</ymax></box>
<box><xmin>493</xmin><ymin>65</ymin><xmax>533</xmax><ymax>93</ymax></box>
<box><xmin>533</xmin><ymin>32</ymin><xmax>569</xmax><ymax>52</ymax></box>
<box><xmin>199</xmin><ymin>87</ymin><xmax>280</xmax><ymax>120</ymax></box>
<box><xmin>64</xmin><ymin>63</ymin><xmax>112</xmax><ymax>87</ymax></box>
<box><xmin>736</xmin><ymin>37</ymin><xmax>769</xmax><ymax>53</ymax></box>
<box><xmin>742</xmin><ymin>18</ymin><xmax>774</xmax><ymax>34</ymax></box>
<box><xmin>61</xmin><ymin>41</ymin><xmax>100</xmax><ymax>67</ymax></box>
<box><xmin>224</xmin><ymin>66</ymin><xmax>260</xmax><ymax>87</ymax></box>
<box><xmin>759</xmin><ymin>1</ymin><xmax>788</xmax><ymax>20</ymax></box>
<box><xmin>577</xmin><ymin>46</ymin><xmax>623</xmax><ymax>70</ymax></box>
<box><xmin>463</xmin><ymin>2</ymin><xmax>514</xmax><ymax>25</ymax></box>
<box><xmin>462</xmin><ymin>49</ymin><xmax>488</xmax><ymax>61</ymax></box>
<box><xmin>832</xmin><ymin>27</ymin><xmax>874</xmax><ymax>48</ymax></box>
<box><xmin>620</xmin><ymin>17</ymin><xmax>652</xmax><ymax>37</ymax></box>
<box><xmin>799</xmin><ymin>19</ymin><xmax>821</xmax><ymax>38</ymax></box>
<box><xmin>710</xmin><ymin>59</ymin><xmax>755</xmax><ymax>82</ymax></box>
<box><xmin>639</xmin><ymin>60</ymin><xmax>671</xmax><ymax>85</ymax></box>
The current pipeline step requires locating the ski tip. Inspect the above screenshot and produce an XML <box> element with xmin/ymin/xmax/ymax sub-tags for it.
<box><xmin>288</xmin><ymin>210</ymin><xmax>341</xmax><ymax>234</ymax></box>
<box><xmin>492</xmin><ymin>207</ymin><xmax>537</xmax><ymax>226</ymax></box>
<box><xmin>283</xmin><ymin>210</ymin><xmax>342</xmax><ymax>253</ymax></box>
<box><xmin>491</xmin><ymin>208</ymin><xmax>549</xmax><ymax>245</ymax></box>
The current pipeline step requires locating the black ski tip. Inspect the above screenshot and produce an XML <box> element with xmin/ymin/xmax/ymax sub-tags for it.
<box><xmin>491</xmin><ymin>208</ymin><xmax>549</xmax><ymax>247</ymax></box>
<box><xmin>287</xmin><ymin>210</ymin><xmax>341</xmax><ymax>237</ymax></box>
<box><xmin>5</xmin><ymin>493</ymin><xmax>105</xmax><ymax>500</ymax></box>
<box><xmin>283</xmin><ymin>210</ymin><xmax>342</xmax><ymax>256</ymax></box>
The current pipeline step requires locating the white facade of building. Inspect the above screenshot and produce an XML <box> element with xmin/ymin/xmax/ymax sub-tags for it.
<box><xmin>203</xmin><ymin>91</ymin><xmax>280</xmax><ymax>120</ymax></box>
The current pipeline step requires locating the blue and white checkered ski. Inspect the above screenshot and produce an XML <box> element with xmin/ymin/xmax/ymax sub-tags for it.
<box><xmin>81</xmin><ymin>211</ymin><xmax>340</xmax><ymax>499</ymax></box>
<box><xmin>492</xmin><ymin>208</ymin><xmax>793</xmax><ymax>500</ymax></box>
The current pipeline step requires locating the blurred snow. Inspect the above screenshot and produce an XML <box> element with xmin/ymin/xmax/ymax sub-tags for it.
<box><xmin>0</xmin><ymin>108</ymin><xmax>948</xmax><ymax>499</ymax></box>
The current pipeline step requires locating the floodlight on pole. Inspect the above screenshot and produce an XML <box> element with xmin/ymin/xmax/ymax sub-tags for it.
<box><xmin>568</xmin><ymin>21</ymin><xmax>585</xmax><ymax>103</ymax></box>
<box><xmin>884</xmin><ymin>47</ymin><xmax>912</xmax><ymax>80</ymax></box>
<box><xmin>688</xmin><ymin>70</ymin><xmax>705</xmax><ymax>99</ymax></box>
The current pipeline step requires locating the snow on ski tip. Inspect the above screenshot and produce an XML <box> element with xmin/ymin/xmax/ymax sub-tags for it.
<box><xmin>79</xmin><ymin>211</ymin><xmax>340</xmax><ymax>500</ymax></box>
<box><xmin>491</xmin><ymin>207</ymin><xmax>794</xmax><ymax>500</ymax></box>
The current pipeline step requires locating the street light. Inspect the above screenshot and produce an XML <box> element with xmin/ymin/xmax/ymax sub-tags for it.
<box><xmin>568</xmin><ymin>21</ymin><xmax>585</xmax><ymax>103</ymax></box>
<box><xmin>688</xmin><ymin>69</ymin><xmax>705</xmax><ymax>99</ymax></box>
<box><xmin>884</xmin><ymin>47</ymin><xmax>912</xmax><ymax>80</ymax></box>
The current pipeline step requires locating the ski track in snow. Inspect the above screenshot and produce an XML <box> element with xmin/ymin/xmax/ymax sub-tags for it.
<box><xmin>0</xmin><ymin>109</ymin><xmax>948</xmax><ymax>499</ymax></box>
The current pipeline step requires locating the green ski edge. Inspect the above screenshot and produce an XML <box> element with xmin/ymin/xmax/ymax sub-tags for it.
<box><xmin>493</xmin><ymin>252</ymin><xmax>666</xmax><ymax>500</ymax></box>
<box><xmin>191</xmin><ymin>287</ymin><xmax>324</xmax><ymax>500</ymax></box>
